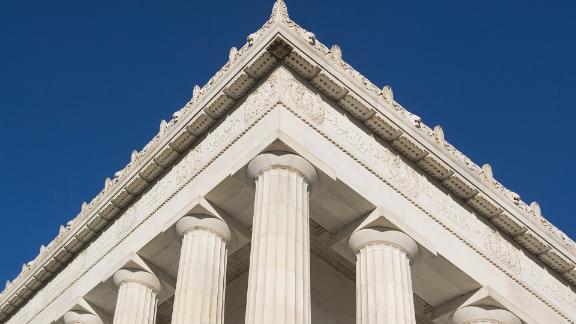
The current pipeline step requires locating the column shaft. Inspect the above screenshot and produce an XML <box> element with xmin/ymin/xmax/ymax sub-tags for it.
<box><xmin>245</xmin><ymin>153</ymin><xmax>316</xmax><ymax>324</ymax></box>
<box><xmin>113</xmin><ymin>269</ymin><xmax>160</xmax><ymax>324</ymax></box>
<box><xmin>171</xmin><ymin>216</ymin><xmax>230</xmax><ymax>324</ymax></box>
<box><xmin>356</xmin><ymin>243</ymin><xmax>416</xmax><ymax>324</ymax></box>
<box><xmin>350</xmin><ymin>228</ymin><xmax>420</xmax><ymax>324</ymax></box>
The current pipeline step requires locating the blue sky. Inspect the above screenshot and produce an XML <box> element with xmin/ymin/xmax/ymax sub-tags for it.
<box><xmin>0</xmin><ymin>0</ymin><xmax>574</xmax><ymax>284</ymax></box>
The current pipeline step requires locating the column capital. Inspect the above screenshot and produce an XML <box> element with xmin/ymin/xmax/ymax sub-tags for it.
<box><xmin>63</xmin><ymin>310</ymin><xmax>103</xmax><ymax>324</ymax></box>
<box><xmin>112</xmin><ymin>268</ymin><xmax>161</xmax><ymax>293</ymax></box>
<box><xmin>349</xmin><ymin>228</ymin><xmax>420</xmax><ymax>261</ymax></box>
<box><xmin>247</xmin><ymin>151</ymin><xmax>318</xmax><ymax>186</ymax></box>
<box><xmin>451</xmin><ymin>305</ymin><xmax>521</xmax><ymax>324</ymax></box>
<box><xmin>176</xmin><ymin>215</ymin><xmax>231</xmax><ymax>242</ymax></box>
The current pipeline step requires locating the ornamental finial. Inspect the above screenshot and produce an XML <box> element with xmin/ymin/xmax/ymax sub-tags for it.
<box><xmin>482</xmin><ymin>163</ymin><xmax>493</xmax><ymax>179</ymax></box>
<box><xmin>306</xmin><ymin>32</ymin><xmax>316</xmax><ymax>45</ymax></box>
<box><xmin>330</xmin><ymin>44</ymin><xmax>342</xmax><ymax>60</ymax></box>
<box><xmin>192</xmin><ymin>85</ymin><xmax>201</xmax><ymax>101</ymax></box>
<box><xmin>382</xmin><ymin>85</ymin><xmax>394</xmax><ymax>101</ymax></box>
<box><xmin>530</xmin><ymin>201</ymin><xmax>542</xmax><ymax>217</ymax></box>
<box><xmin>131</xmin><ymin>150</ymin><xmax>138</xmax><ymax>163</ymax></box>
<box><xmin>271</xmin><ymin>0</ymin><xmax>289</xmax><ymax>23</ymax></box>
<box><xmin>159</xmin><ymin>119</ymin><xmax>168</xmax><ymax>132</ymax></box>
<box><xmin>433</xmin><ymin>125</ymin><xmax>444</xmax><ymax>141</ymax></box>
<box><xmin>229</xmin><ymin>47</ymin><xmax>238</xmax><ymax>62</ymax></box>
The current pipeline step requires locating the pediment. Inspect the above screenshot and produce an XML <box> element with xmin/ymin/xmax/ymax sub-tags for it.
<box><xmin>1</xmin><ymin>1</ymin><xmax>575</xmax><ymax>321</ymax></box>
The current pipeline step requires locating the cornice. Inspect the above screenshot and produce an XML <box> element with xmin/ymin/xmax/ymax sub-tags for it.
<box><xmin>1</xmin><ymin>0</ymin><xmax>574</xmax><ymax>320</ymax></box>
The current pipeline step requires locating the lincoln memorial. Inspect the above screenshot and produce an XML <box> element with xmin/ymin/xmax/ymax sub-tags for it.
<box><xmin>1</xmin><ymin>1</ymin><xmax>575</xmax><ymax>323</ymax></box>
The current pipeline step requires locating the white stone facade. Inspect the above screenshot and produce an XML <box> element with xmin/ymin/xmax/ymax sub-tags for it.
<box><xmin>1</xmin><ymin>1</ymin><xmax>575</xmax><ymax>323</ymax></box>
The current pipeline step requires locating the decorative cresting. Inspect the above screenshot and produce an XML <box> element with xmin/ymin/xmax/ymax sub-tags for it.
<box><xmin>63</xmin><ymin>310</ymin><xmax>103</xmax><ymax>324</ymax></box>
<box><xmin>451</xmin><ymin>305</ymin><xmax>521</xmax><ymax>324</ymax></box>
<box><xmin>245</xmin><ymin>152</ymin><xmax>318</xmax><ymax>324</ymax></box>
<box><xmin>112</xmin><ymin>269</ymin><xmax>161</xmax><ymax>324</ymax></box>
<box><xmin>349</xmin><ymin>228</ymin><xmax>420</xmax><ymax>324</ymax></box>
<box><xmin>171</xmin><ymin>215</ymin><xmax>231</xmax><ymax>324</ymax></box>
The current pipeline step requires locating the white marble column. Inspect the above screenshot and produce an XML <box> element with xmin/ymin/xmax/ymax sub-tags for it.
<box><xmin>349</xmin><ymin>228</ymin><xmax>420</xmax><ymax>324</ymax></box>
<box><xmin>171</xmin><ymin>215</ymin><xmax>231</xmax><ymax>324</ymax></box>
<box><xmin>63</xmin><ymin>310</ymin><xmax>103</xmax><ymax>324</ymax></box>
<box><xmin>245</xmin><ymin>152</ymin><xmax>318</xmax><ymax>324</ymax></box>
<box><xmin>112</xmin><ymin>268</ymin><xmax>161</xmax><ymax>324</ymax></box>
<box><xmin>451</xmin><ymin>305</ymin><xmax>521</xmax><ymax>324</ymax></box>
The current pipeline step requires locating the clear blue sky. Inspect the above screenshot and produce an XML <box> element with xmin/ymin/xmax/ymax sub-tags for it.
<box><xmin>0</xmin><ymin>0</ymin><xmax>574</xmax><ymax>284</ymax></box>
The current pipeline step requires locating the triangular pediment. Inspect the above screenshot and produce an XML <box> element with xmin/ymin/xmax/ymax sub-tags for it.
<box><xmin>1</xmin><ymin>1</ymin><xmax>574</xmax><ymax>321</ymax></box>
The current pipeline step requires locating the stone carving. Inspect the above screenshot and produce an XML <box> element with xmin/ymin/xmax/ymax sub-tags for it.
<box><xmin>205</xmin><ymin>112</ymin><xmax>243</xmax><ymax>154</ymax></box>
<box><xmin>281</xmin><ymin>70</ymin><xmax>326</xmax><ymax>125</ymax></box>
<box><xmin>192</xmin><ymin>85</ymin><xmax>202</xmax><ymax>101</ymax></box>
<box><xmin>243</xmin><ymin>69</ymin><xmax>281</xmax><ymax>124</ymax></box>
<box><xmin>482</xmin><ymin>163</ymin><xmax>494</xmax><ymax>179</ymax></box>
<box><xmin>330</xmin><ymin>44</ymin><xmax>342</xmax><ymax>61</ymax></box>
<box><xmin>175</xmin><ymin>145</ymin><xmax>203</xmax><ymax>187</ymax></box>
<box><xmin>410</xmin><ymin>113</ymin><xmax>422</xmax><ymax>128</ymax></box>
<box><xmin>229</xmin><ymin>47</ymin><xmax>238</xmax><ymax>62</ymax></box>
<box><xmin>382</xmin><ymin>85</ymin><xmax>394</xmax><ymax>101</ymax></box>
<box><xmin>159</xmin><ymin>119</ymin><xmax>168</xmax><ymax>133</ymax></box>
<box><xmin>270</xmin><ymin>0</ymin><xmax>289</xmax><ymax>24</ymax></box>
<box><xmin>247</xmin><ymin>33</ymin><xmax>256</xmax><ymax>46</ymax></box>
<box><xmin>482</xmin><ymin>229</ymin><xmax>522</xmax><ymax>275</ymax></box>
<box><xmin>104</xmin><ymin>177</ymin><xmax>112</xmax><ymax>190</ymax></box>
<box><xmin>306</xmin><ymin>32</ymin><xmax>316</xmax><ymax>45</ymax></box>
<box><xmin>531</xmin><ymin>201</ymin><xmax>542</xmax><ymax>217</ymax></box>
<box><xmin>433</xmin><ymin>125</ymin><xmax>444</xmax><ymax>142</ymax></box>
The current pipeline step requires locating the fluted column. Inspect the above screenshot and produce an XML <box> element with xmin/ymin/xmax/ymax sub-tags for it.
<box><xmin>451</xmin><ymin>305</ymin><xmax>521</xmax><ymax>324</ymax></box>
<box><xmin>63</xmin><ymin>310</ymin><xmax>103</xmax><ymax>324</ymax></box>
<box><xmin>349</xmin><ymin>228</ymin><xmax>420</xmax><ymax>324</ymax></box>
<box><xmin>245</xmin><ymin>152</ymin><xmax>318</xmax><ymax>324</ymax></box>
<box><xmin>112</xmin><ymin>268</ymin><xmax>161</xmax><ymax>324</ymax></box>
<box><xmin>171</xmin><ymin>215</ymin><xmax>231</xmax><ymax>324</ymax></box>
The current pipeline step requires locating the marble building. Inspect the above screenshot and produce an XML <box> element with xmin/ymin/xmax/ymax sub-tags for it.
<box><xmin>1</xmin><ymin>1</ymin><xmax>575</xmax><ymax>323</ymax></box>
